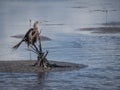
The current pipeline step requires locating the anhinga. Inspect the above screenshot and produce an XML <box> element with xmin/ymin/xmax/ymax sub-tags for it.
<box><xmin>13</xmin><ymin>21</ymin><xmax>39</xmax><ymax>50</ymax></box>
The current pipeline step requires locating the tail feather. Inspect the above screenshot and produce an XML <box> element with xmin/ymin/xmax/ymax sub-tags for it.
<box><xmin>12</xmin><ymin>40</ymin><xmax>23</xmax><ymax>49</ymax></box>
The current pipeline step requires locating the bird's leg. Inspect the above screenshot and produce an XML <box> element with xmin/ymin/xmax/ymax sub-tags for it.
<box><xmin>29</xmin><ymin>45</ymin><xmax>39</xmax><ymax>55</ymax></box>
<box><xmin>33</xmin><ymin>44</ymin><xmax>39</xmax><ymax>53</ymax></box>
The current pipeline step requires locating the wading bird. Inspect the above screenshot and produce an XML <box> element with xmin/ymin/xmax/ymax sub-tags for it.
<box><xmin>13</xmin><ymin>21</ymin><xmax>39</xmax><ymax>50</ymax></box>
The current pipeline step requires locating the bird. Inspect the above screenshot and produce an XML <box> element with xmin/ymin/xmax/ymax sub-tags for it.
<box><xmin>13</xmin><ymin>21</ymin><xmax>39</xmax><ymax>50</ymax></box>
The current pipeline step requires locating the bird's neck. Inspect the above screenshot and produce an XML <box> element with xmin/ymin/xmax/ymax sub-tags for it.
<box><xmin>33</xmin><ymin>25</ymin><xmax>38</xmax><ymax>31</ymax></box>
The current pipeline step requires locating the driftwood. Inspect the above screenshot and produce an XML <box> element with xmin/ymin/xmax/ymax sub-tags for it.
<box><xmin>30</xmin><ymin>31</ymin><xmax>51</xmax><ymax>69</ymax></box>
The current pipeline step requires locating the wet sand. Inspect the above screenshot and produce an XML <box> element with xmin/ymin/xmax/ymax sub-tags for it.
<box><xmin>0</xmin><ymin>60</ymin><xmax>85</xmax><ymax>73</ymax></box>
<box><xmin>102</xmin><ymin>22</ymin><xmax>120</xmax><ymax>26</ymax></box>
<box><xmin>79</xmin><ymin>27</ymin><xmax>120</xmax><ymax>34</ymax></box>
<box><xmin>11</xmin><ymin>34</ymin><xmax>51</xmax><ymax>41</ymax></box>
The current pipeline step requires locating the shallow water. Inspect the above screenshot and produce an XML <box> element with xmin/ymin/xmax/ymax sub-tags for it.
<box><xmin>0</xmin><ymin>0</ymin><xmax>120</xmax><ymax>90</ymax></box>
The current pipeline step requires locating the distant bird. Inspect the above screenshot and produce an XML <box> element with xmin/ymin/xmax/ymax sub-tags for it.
<box><xmin>13</xmin><ymin>21</ymin><xmax>39</xmax><ymax>50</ymax></box>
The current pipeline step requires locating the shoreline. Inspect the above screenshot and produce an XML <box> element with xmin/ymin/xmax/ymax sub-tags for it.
<box><xmin>79</xmin><ymin>27</ymin><xmax>120</xmax><ymax>34</ymax></box>
<box><xmin>0</xmin><ymin>60</ymin><xmax>86</xmax><ymax>73</ymax></box>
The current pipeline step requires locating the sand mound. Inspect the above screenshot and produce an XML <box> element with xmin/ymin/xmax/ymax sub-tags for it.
<box><xmin>0</xmin><ymin>60</ymin><xmax>86</xmax><ymax>73</ymax></box>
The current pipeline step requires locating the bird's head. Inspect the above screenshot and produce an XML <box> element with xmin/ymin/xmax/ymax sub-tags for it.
<box><xmin>35</xmin><ymin>21</ymin><xmax>39</xmax><ymax>25</ymax></box>
<box><xmin>33</xmin><ymin>21</ymin><xmax>38</xmax><ymax>27</ymax></box>
<box><xmin>34</xmin><ymin>21</ymin><xmax>42</xmax><ymax>25</ymax></box>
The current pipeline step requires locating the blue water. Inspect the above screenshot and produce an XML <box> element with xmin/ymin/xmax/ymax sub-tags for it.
<box><xmin>0</xmin><ymin>0</ymin><xmax>120</xmax><ymax>90</ymax></box>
